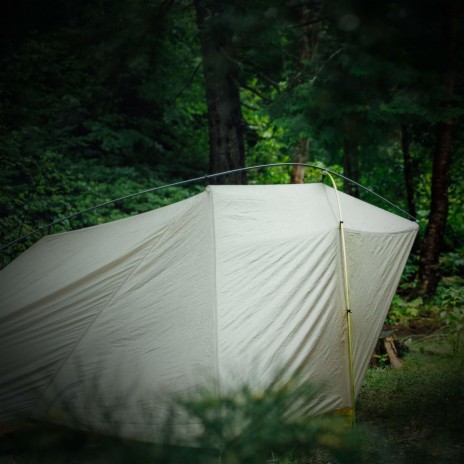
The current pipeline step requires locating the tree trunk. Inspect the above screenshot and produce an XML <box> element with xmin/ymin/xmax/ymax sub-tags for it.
<box><xmin>417</xmin><ymin>122</ymin><xmax>455</xmax><ymax>296</ymax></box>
<box><xmin>343</xmin><ymin>138</ymin><xmax>360</xmax><ymax>198</ymax></box>
<box><xmin>417</xmin><ymin>2</ymin><xmax>459</xmax><ymax>297</ymax></box>
<box><xmin>401</xmin><ymin>124</ymin><xmax>420</xmax><ymax>254</ymax></box>
<box><xmin>401</xmin><ymin>125</ymin><xmax>417</xmax><ymax>219</ymax></box>
<box><xmin>291</xmin><ymin>139</ymin><xmax>309</xmax><ymax>184</ymax></box>
<box><xmin>290</xmin><ymin>4</ymin><xmax>320</xmax><ymax>184</ymax></box>
<box><xmin>194</xmin><ymin>0</ymin><xmax>246</xmax><ymax>184</ymax></box>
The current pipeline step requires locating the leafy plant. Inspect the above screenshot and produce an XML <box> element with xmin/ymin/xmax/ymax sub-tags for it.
<box><xmin>440</xmin><ymin>251</ymin><xmax>464</xmax><ymax>277</ymax></box>
<box><xmin>438</xmin><ymin>286</ymin><xmax>464</xmax><ymax>354</ymax></box>
<box><xmin>0</xmin><ymin>157</ymin><xmax>202</xmax><ymax>268</ymax></box>
<box><xmin>385</xmin><ymin>295</ymin><xmax>422</xmax><ymax>326</ymax></box>
<box><xmin>178</xmin><ymin>380</ymin><xmax>363</xmax><ymax>464</ymax></box>
<box><xmin>373</xmin><ymin>353</ymin><xmax>389</xmax><ymax>368</ymax></box>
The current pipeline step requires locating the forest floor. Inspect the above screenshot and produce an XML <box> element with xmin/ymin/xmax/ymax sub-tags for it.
<box><xmin>1</xmin><ymin>330</ymin><xmax>463</xmax><ymax>464</ymax></box>
<box><xmin>354</xmin><ymin>330</ymin><xmax>464</xmax><ymax>464</ymax></box>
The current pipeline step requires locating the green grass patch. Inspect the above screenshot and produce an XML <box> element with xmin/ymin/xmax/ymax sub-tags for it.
<box><xmin>357</xmin><ymin>338</ymin><xmax>464</xmax><ymax>463</ymax></box>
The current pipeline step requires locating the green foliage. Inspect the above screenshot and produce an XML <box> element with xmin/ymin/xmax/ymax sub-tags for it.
<box><xmin>0</xmin><ymin>151</ymin><xmax>74</xmax><ymax>264</ymax></box>
<box><xmin>0</xmin><ymin>0</ymin><xmax>211</xmax><ymax>268</ymax></box>
<box><xmin>179</xmin><ymin>381</ymin><xmax>362</xmax><ymax>463</ymax></box>
<box><xmin>0</xmin><ymin>154</ymin><xmax>202</xmax><ymax>268</ymax></box>
<box><xmin>440</xmin><ymin>251</ymin><xmax>464</xmax><ymax>277</ymax></box>
<box><xmin>446</xmin><ymin>156</ymin><xmax>464</xmax><ymax>250</ymax></box>
<box><xmin>438</xmin><ymin>286</ymin><xmax>464</xmax><ymax>354</ymax></box>
<box><xmin>372</xmin><ymin>353</ymin><xmax>390</xmax><ymax>368</ymax></box>
<box><xmin>5</xmin><ymin>351</ymin><xmax>464</xmax><ymax>463</ymax></box>
<box><xmin>1</xmin><ymin>2</ymin><xmax>464</xmax><ymax>462</ymax></box>
<box><xmin>386</xmin><ymin>295</ymin><xmax>422</xmax><ymax>326</ymax></box>
<box><xmin>438</xmin><ymin>285</ymin><xmax>464</xmax><ymax>309</ymax></box>
<box><xmin>1</xmin><ymin>380</ymin><xmax>365</xmax><ymax>464</ymax></box>
<box><xmin>0</xmin><ymin>0</ymin><xmax>208</xmax><ymax>171</ymax></box>
<box><xmin>0</xmin><ymin>0</ymin><xmax>463</xmax><ymax>283</ymax></box>
<box><xmin>368</xmin><ymin>350</ymin><xmax>464</xmax><ymax>423</ymax></box>
<box><xmin>241</xmin><ymin>83</ymin><xmax>292</xmax><ymax>184</ymax></box>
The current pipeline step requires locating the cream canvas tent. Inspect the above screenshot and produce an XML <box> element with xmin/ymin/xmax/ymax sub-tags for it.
<box><xmin>0</xmin><ymin>183</ymin><xmax>418</xmax><ymax>441</ymax></box>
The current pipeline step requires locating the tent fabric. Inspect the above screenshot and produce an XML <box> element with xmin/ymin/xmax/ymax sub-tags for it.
<box><xmin>0</xmin><ymin>183</ymin><xmax>418</xmax><ymax>441</ymax></box>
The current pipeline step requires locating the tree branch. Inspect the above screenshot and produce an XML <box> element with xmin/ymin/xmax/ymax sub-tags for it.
<box><xmin>241</xmin><ymin>101</ymin><xmax>260</xmax><ymax>111</ymax></box>
<box><xmin>288</xmin><ymin>16</ymin><xmax>329</xmax><ymax>28</ymax></box>
<box><xmin>220</xmin><ymin>49</ymin><xmax>281</xmax><ymax>92</ymax></box>
<box><xmin>311</xmin><ymin>48</ymin><xmax>343</xmax><ymax>83</ymax></box>
<box><xmin>171</xmin><ymin>60</ymin><xmax>202</xmax><ymax>104</ymax></box>
<box><xmin>240</xmin><ymin>83</ymin><xmax>271</xmax><ymax>103</ymax></box>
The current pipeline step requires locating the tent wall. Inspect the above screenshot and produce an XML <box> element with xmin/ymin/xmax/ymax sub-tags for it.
<box><xmin>0</xmin><ymin>193</ymin><xmax>217</xmax><ymax>440</ymax></box>
<box><xmin>211</xmin><ymin>184</ymin><xmax>418</xmax><ymax>413</ymax></box>
<box><xmin>335</xmin><ymin>190</ymin><xmax>419</xmax><ymax>395</ymax></box>
<box><xmin>211</xmin><ymin>185</ymin><xmax>351</xmax><ymax>412</ymax></box>
<box><xmin>0</xmin><ymin>183</ymin><xmax>418</xmax><ymax>442</ymax></box>
<box><xmin>346</xmin><ymin>230</ymin><xmax>417</xmax><ymax>393</ymax></box>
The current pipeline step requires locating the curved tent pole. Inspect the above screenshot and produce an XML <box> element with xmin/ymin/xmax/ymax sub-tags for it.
<box><xmin>0</xmin><ymin>162</ymin><xmax>417</xmax><ymax>253</ymax></box>
<box><xmin>322</xmin><ymin>171</ymin><xmax>356</xmax><ymax>424</ymax></box>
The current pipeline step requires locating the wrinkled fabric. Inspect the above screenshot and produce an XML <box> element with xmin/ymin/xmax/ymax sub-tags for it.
<box><xmin>0</xmin><ymin>184</ymin><xmax>418</xmax><ymax>441</ymax></box>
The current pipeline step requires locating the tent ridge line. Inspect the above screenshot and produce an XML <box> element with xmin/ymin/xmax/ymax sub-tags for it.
<box><xmin>0</xmin><ymin>163</ymin><xmax>417</xmax><ymax>254</ymax></box>
<box><xmin>343</xmin><ymin>228</ymin><xmax>418</xmax><ymax>236</ymax></box>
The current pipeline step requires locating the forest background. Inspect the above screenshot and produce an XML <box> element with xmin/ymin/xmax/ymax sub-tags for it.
<box><xmin>0</xmin><ymin>0</ymin><xmax>463</xmax><ymax>307</ymax></box>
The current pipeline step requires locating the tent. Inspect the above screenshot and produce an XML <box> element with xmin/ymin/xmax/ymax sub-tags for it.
<box><xmin>0</xmin><ymin>183</ymin><xmax>418</xmax><ymax>441</ymax></box>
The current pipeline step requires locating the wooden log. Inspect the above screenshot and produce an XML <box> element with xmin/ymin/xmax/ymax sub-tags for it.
<box><xmin>383</xmin><ymin>335</ymin><xmax>403</xmax><ymax>369</ymax></box>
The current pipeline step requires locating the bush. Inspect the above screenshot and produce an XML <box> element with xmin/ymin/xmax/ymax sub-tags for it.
<box><xmin>438</xmin><ymin>286</ymin><xmax>464</xmax><ymax>354</ymax></box>
<box><xmin>178</xmin><ymin>381</ymin><xmax>363</xmax><ymax>464</ymax></box>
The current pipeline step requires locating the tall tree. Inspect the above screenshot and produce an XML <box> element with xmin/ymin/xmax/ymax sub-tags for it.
<box><xmin>342</xmin><ymin>134</ymin><xmax>360</xmax><ymax>197</ymax></box>
<box><xmin>194</xmin><ymin>0</ymin><xmax>246</xmax><ymax>184</ymax></box>
<box><xmin>290</xmin><ymin>3</ymin><xmax>322</xmax><ymax>184</ymax></box>
<box><xmin>401</xmin><ymin>125</ymin><xmax>417</xmax><ymax>220</ymax></box>
<box><xmin>417</xmin><ymin>1</ymin><xmax>461</xmax><ymax>296</ymax></box>
<box><xmin>314</xmin><ymin>0</ymin><xmax>463</xmax><ymax>297</ymax></box>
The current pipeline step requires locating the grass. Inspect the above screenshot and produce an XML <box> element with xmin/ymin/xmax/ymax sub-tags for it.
<box><xmin>1</xmin><ymin>336</ymin><xmax>463</xmax><ymax>464</ymax></box>
<box><xmin>356</xmin><ymin>336</ymin><xmax>464</xmax><ymax>464</ymax></box>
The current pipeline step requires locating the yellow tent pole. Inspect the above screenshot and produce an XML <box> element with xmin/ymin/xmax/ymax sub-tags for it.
<box><xmin>323</xmin><ymin>171</ymin><xmax>356</xmax><ymax>424</ymax></box>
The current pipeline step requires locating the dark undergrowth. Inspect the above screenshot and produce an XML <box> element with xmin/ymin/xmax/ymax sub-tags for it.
<box><xmin>355</xmin><ymin>336</ymin><xmax>464</xmax><ymax>464</ymax></box>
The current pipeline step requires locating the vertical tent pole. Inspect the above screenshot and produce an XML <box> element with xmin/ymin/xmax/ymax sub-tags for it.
<box><xmin>323</xmin><ymin>171</ymin><xmax>356</xmax><ymax>424</ymax></box>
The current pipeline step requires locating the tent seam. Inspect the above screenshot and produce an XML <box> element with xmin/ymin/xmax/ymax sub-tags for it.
<box><xmin>30</xmin><ymin>204</ymin><xmax>196</xmax><ymax>418</ymax></box>
<box><xmin>208</xmin><ymin>188</ymin><xmax>220</xmax><ymax>397</ymax></box>
<box><xmin>344</xmin><ymin>228</ymin><xmax>418</xmax><ymax>236</ymax></box>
